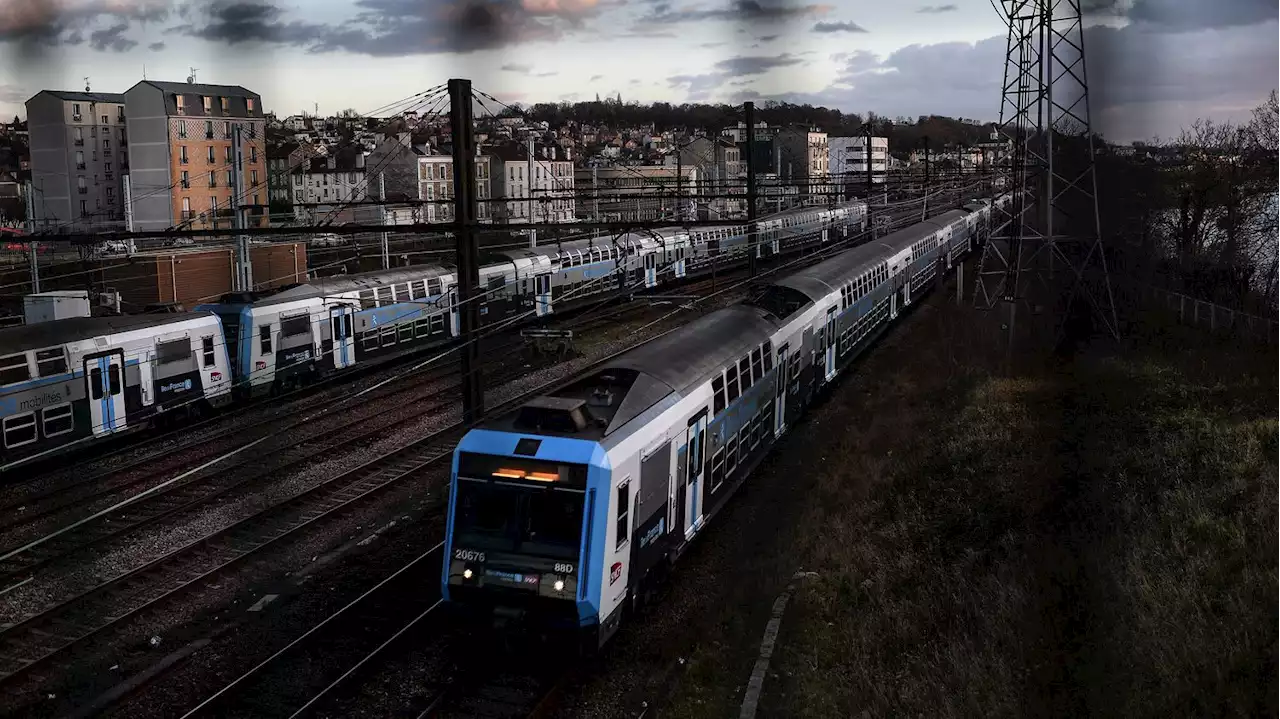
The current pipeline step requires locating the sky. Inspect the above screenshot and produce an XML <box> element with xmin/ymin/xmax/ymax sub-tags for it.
<box><xmin>0</xmin><ymin>0</ymin><xmax>1276</xmax><ymax>143</ymax></box>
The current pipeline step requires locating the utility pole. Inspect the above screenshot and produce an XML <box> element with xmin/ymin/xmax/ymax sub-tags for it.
<box><xmin>745</xmin><ymin>102</ymin><xmax>757</xmax><ymax>277</ymax></box>
<box><xmin>231</xmin><ymin>124</ymin><xmax>252</xmax><ymax>291</ymax></box>
<box><xmin>122</xmin><ymin>174</ymin><xmax>136</xmax><ymax>255</ymax></box>
<box><xmin>23</xmin><ymin>179</ymin><xmax>38</xmax><ymax>293</ymax></box>
<box><xmin>449</xmin><ymin>78</ymin><xmax>484</xmax><ymax>424</ymax></box>
<box><xmin>378</xmin><ymin>172</ymin><xmax>389</xmax><ymax>269</ymax></box>
<box><xmin>922</xmin><ymin>135</ymin><xmax>931</xmax><ymax>222</ymax></box>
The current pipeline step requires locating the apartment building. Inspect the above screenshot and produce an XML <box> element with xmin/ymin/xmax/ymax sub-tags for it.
<box><xmin>775</xmin><ymin>128</ymin><xmax>832</xmax><ymax>206</ymax></box>
<box><xmin>289</xmin><ymin>149</ymin><xmax>367</xmax><ymax>223</ymax></box>
<box><xmin>415</xmin><ymin>152</ymin><xmax>493</xmax><ymax>224</ymax></box>
<box><xmin>26</xmin><ymin>90</ymin><xmax>129</xmax><ymax>232</ymax></box>
<box><xmin>574</xmin><ymin>164</ymin><xmax>698</xmax><ymax>223</ymax></box>
<box><xmin>483</xmin><ymin>142</ymin><xmax>575</xmax><ymax>224</ymax></box>
<box><xmin>674</xmin><ymin>136</ymin><xmax>743</xmax><ymax>219</ymax></box>
<box><xmin>124</xmin><ymin>80</ymin><xmax>267</xmax><ymax>231</ymax></box>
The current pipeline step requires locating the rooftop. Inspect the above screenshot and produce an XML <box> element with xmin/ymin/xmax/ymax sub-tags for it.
<box><xmin>36</xmin><ymin>90</ymin><xmax>127</xmax><ymax>104</ymax></box>
<box><xmin>133</xmin><ymin>80</ymin><xmax>260</xmax><ymax>98</ymax></box>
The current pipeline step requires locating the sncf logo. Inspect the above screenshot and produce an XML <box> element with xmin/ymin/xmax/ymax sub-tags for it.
<box><xmin>610</xmin><ymin>562</ymin><xmax>623</xmax><ymax>585</ymax></box>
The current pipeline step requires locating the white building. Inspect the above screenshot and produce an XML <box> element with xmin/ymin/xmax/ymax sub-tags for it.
<box><xmin>829</xmin><ymin>136</ymin><xmax>889</xmax><ymax>193</ymax></box>
<box><xmin>483</xmin><ymin>141</ymin><xmax>575</xmax><ymax>224</ymax></box>
<box><xmin>291</xmin><ymin>150</ymin><xmax>366</xmax><ymax>222</ymax></box>
<box><xmin>415</xmin><ymin>152</ymin><xmax>494</xmax><ymax>224</ymax></box>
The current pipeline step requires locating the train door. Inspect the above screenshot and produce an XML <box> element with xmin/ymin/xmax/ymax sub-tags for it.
<box><xmin>138</xmin><ymin>350</ymin><xmax>155</xmax><ymax>408</ymax></box>
<box><xmin>643</xmin><ymin>253</ymin><xmax>657</xmax><ymax>288</ymax></box>
<box><xmin>674</xmin><ymin>247</ymin><xmax>687</xmax><ymax>278</ymax></box>
<box><xmin>534</xmin><ymin>273</ymin><xmax>553</xmax><ymax>317</ymax></box>
<box><xmin>330</xmin><ymin>306</ymin><xmax>355</xmax><ymax>369</ymax></box>
<box><xmin>682</xmin><ymin>410</ymin><xmax>708</xmax><ymax>538</ymax></box>
<box><xmin>821</xmin><ymin>228</ymin><xmax>830</xmax><ymax>243</ymax></box>
<box><xmin>448</xmin><ymin>286</ymin><xmax>460</xmax><ymax>337</ymax></box>
<box><xmin>84</xmin><ymin>350</ymin><xmax>126</xmax><ymax>436</ymax></box>
<box><xmin>774</xmin><ymin>343</ymin><xmax>788</xmax><ymax>438</ymax></box>
<box><xmin>771</xmin><ymin>228</ymin><xmax>780</xmax><ymax>255</ymax></box>
<box><xmin>824</xmin><ymin>307</ymin><xmax>837</xmax><ymax>380</ymax></box>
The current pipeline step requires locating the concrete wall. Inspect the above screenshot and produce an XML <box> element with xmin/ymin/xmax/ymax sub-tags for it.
<box><xmin>124</xmin><ymin>84</ymin><xmax>173</xmax><ymax>231</ymax></box>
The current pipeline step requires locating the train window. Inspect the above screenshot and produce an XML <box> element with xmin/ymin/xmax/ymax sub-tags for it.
<box><xmin>428</xmin><ymin>277</ymin><xmax>442</xmax><ymax>296</ymax></box>
<box><xmin>414</xmin><ymin>318</ymin><xmax>431</xmax><ymax>337</ymax></box>
<box><xmin>201</xmin><ymin>336</ymin><xmax>216</xmax><ymax>367</ymax></box>
<box><xmin>410</xmin><ymin>281</ymin><xmax>425</xmax><ymax>301</ymax></box>
<box><xmin>157</xmin><ymin>338</ymin><xmax>191</xmax><ymax>365</ymax></box>
<box><xmin>380</xmin><ymin>325</ymin><xmax>396</xmax><ymax>346</ymax></box>
<box><xmin>108</xmin><ymin>364</ymin><xmax>121</xmax><ymax>396</ymax></box>
<box><xmin>710</xmin><ymin>448</ymin><xmax>724</xmax><ymax>492</ymax></box>
<box><xmin>750</xmin><ymin>348</ymin><xmax>763</xmax><ymax>383</ymax></box>
<box><xmin>398</xmin><ymin>323</ymin><xmax>413</xmax><ymax>343</ymax></box>
<box><xmin>281</xmin><ymin>315</ymin><xmax>310</xmax><ymax>338</ymax></box>
<box><xmin>362</xmin><ymin>330</ymin><xmax>378</xmax><ymax>351</ymax></box>
<box><xmin>34</xmin><ymin>348</ymin><xmax>68</xmax><ymax>377</ymax></box>
<box><xmin>615</xmin><ymin>481</ymin><xmax>630</xmax><ymax>550</ymax></box>
<box><xmin>725</xmin><ymin>365</ymin><xmax>739</xmax><ymax>402</ymax></box>
<box><xmin>430</xmin><ymin>313</ymin><xmax>445</xmax><ymax>333</ymax></box>
<box><xmin>726</xmin><ymin>435</ymin><xmax>738</xmax><ymax>475</ymax></box>
<box><xmin>376</xmin><ymin>287</ymin><xmax>392</xmax><ymax>305</ymax></box>
<box><xmin>3</xmin><ymin>413</ymin><xmax>36</xmax><ymax>448</ymax></box>
<box><xmin>762</xmin><ymin>341</ymin><xmax>773</xmax><ymax>372</ymax></box>
<box><xmin>789</xmin><ymin>353</ymin><xmax>800</xmax><ymax>382</ymax></box>
<box><xmin>90</xmin><ymin>367</ymin><xmax>103</xmax><ymax>400</ymax></box>
<box><xmin>712</xmin><ymin>375</ymin><xmax>726</xmax><ymax>414</ymax></box>
<box><xmin>738</xmin><ymin>357</ymin><xmax>752</xmax><ymax>391</ymax></box>
<box><xmin>359</xmin><ymin>289</ymin><xmax>376</xmax><ymax>309</ymax></box>
<box><xmin>0</xmin><ymin>353</ymin><xmax>30</xmax><ymax>386</ymax></box>
<box><xmin>42</xmin><ymin>404</ymin><xmax>73</xmax><ymax>437</ymax></box>
<box><xmin>395</xmin><ymin>284</ymin><xmax>411</xmax><ymax>302</ymax></box>
<box><xmin>259</xmin><ymin>326</ymin><xmax>272</xmax><ymax>355</ymax></box>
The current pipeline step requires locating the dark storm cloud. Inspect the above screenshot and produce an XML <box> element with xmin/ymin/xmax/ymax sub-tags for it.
<box><xmin>149</xmin><ymin>41</ymin><xmax>166</xmax><ymax>50</ymax></box>
<box><xmin>89</xmin><ymin>23</ymin><xmax>138</xmax><ymax>51</ymax></box>
<box><xmin>916</xmin><ymin>4</ymin><xmax>957</xmax><ymax>13</ymax></box>
<box><xmin>1125</xmin><ymin>0</ymin><xmax>1277</xmax><ymax>30</ymax></box>
<box><xmin>714</xmin><ymin>53</ymin><xmax>802</xmax><ymax>75</ymax></box>
<box><xmin>173</xmin><ymin>0</ymin><xmax>596</xmax><ymax>57</ymax></box>
<box><xmin>638</xmin><ymin>0</ymin><xmax>830</xmax><ymax>26</ymax></box>
<box><xmin>812</xmin><ymin>20</ymin><xmax>866</xmax><ymax>33</ymax></box>
<box><xmin>669</xmin><ymin>52</ymin><xmax>802</xmax><ymax>101</ymax></box>
<box><xmin>0</xmin><ymin>0</ymin><xmax>170</xmax><ymax>46</ymax></box>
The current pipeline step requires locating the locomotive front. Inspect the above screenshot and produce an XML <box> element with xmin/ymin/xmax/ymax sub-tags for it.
<box><xmin>442</xmin><ymin>426</ymin><xmax>611</xmax><ymax>646</ymax></box>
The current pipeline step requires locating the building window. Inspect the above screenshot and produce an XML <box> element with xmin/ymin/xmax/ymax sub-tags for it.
<box><xmin>74</xmin><ymin>127</ymin><xmax>83</xmax><ymax>144</ymax></box>
<box><xmin>181</xmin><ymin>170</ymin><xmax>189</xmax><ymax>188</ymax></box>
<box><xmin>180</xmin><ymin>146</ymin><xmax>188</xmax><ymax>164</ymax></box>
<box><xmin>80</xmin><ymin>200</ymin><xmax>87</xmax><ymax>215</ymax></box>
<box><xmin>176</xmin><ymin>95</ymin><xmax>185</xmax><ymax>114</ymax></box>
<box><xmin>204</xmin><ymin>120</ymin><xmax>214</xmax><ymax>139</ymax></box>
<box><xmin>75</xmin><ymin>150</ymin><xmax>84</xmax><ymax>169</ymax></box>
<box><xmin>251</xmin><ymin>169</ymin><xmax>259</xmax><ymax>186</ymax></box>
<box><xmin>225</xmin><ymin>146</ymin><xmax>233</xmax><ymax>163</ymax></box>
<box><xmin>210</xmin><ymin>196</ymin><xmax>218</xmax><ymax>212</ymax></box>
<box><xmin>250</xmin><ymin>147</ymin><xmax>257</xmax><ymax>163</ymax></box>
<box><xmin>77</xmin><ymin>176</ymin><xmax>86</xmax><ymax>191</ymax></box>
<box><xmin>293</xmin><ymin>174</ymin><xmax>302</xmax><ymax>186</ymax></box>
<box><xmin>72</xmin><ymin>103</ymin><xmax>81</xmax><ymax>117</ymax></box>
<box><xmin>247</xmin><ymin>98</ymin><xmax>255</xmax><ymax>114</ymax></box>
<box><xmin>202</xmin><ymin>96</ymin><xmax>212</xmax><ymax>113</ymax></box>
<box><xmin>226</xmin><ymin>170</ymin><xmax>233</xmax><ymax>187</ymax></box>
<box><xmin>224</xmin><ymin>121</ymin><xmax>231</xmax><ymax>138</ymax></box>
<box><xmin>209</xmin><ymin>171</ymin><xmax>217</xmax><ymax>187</ymax></box>
<box><xmin>220</xmin><ymin>97</ymin><xmax>229</xmax><ymax>114</ymax></box>
<box><xmin>182</xmin><ymin>197</ymin><xmax>192</xmax><ymax>217</ymax></box>
<box><xmin>101</xmin><ymin>114</ymin><xmax>108</xmax><ymax>125</ymax></box>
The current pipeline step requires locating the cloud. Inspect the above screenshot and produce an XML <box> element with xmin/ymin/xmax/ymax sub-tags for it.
<box><xmin>669</xmin><ymin>52</ymin><xmax>802</xmax><ymax>101</ymax></box>
<box><xmin>589</xmin><ymin>73</ymin><xmax>602</xmax><ymax>80</ymax></box>
<box><xmin>715</xmin><ymin>53</ymin><xmax>802</xmax><ymax>75</ymax></box>
<box><xmin>148</xmin><ymin>40</ymin><xmax>164</xmax><ymax>49</ymax></box>
<box><xmin>88</xmin><ymin>21</ymin><xmax>136</xmax><ymax>51</ymax></box>
<box><xmin>917</xmin><ymin>4</ymin><xmax>956</xmax><ymax>13</ymax></box>
<box><xmin>769</xmin><ymin>17</ymin><xmax>1279</xmax><ymax>143</ymax></box>
<box><xmin>758</xmin><ymin>33</ymin><xmax>778</xmax><ymax>41</ymax></box>
<box><xmin>501</xmin><ymin>62</ymin><xmax>532</xmax><ymax>72</ymax></box>
<box><xmin>0</xmin><ymin>85</ymin><xmax>29</xmax><ymax>104</ymax></box>
<box><xmin>173</xmin><ymin>0</ymin><xmax>597</xmax><ymax>57</ymax></box>
<box><xmin>0</xmin><ymin>0</ymin><xmax>169</xmax><ymax>47</ymax></box>
<box><xmin>638</xmin><ymin>0</ymin><xmax>832</xmax><ymax>26</ymax></box>
<box><xmin>1123</xmin><ymin>0</ymin><xmax>1276</xmax><ymax>30</ymax></box>
<box><xmin>812</xmin><ymin>20</ymin><xmax>866</xmax><ymax>32</ymax></box>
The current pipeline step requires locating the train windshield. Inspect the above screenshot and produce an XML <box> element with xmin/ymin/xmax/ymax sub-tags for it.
<box><xmin>453</xmin><ymin>479</ymin><xmax>585</xmax><ymax>560</ymax></box>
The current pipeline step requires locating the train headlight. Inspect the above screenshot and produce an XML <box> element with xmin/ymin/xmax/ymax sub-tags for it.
<box><xmin>553</xmin><ymin>579</ymin><xmax>565</xmax><ymax>592</ymax></box>
<box><xmin>463</xmin><ymin>568</ymin><xmax>473</xmax><ymax>580</ymax></box>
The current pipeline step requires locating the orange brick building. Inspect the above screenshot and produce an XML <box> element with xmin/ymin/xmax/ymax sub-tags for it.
<box><xmin>123</xmin><ymin>80</ymin><xmax>268</xmax><ymax>232</ymax></box>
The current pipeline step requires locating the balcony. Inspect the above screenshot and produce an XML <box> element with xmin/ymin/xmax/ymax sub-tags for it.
<box><xmin>72</xmin><ymin>114</ymin><xmax>82</xmax><ymax>122</ymax></box>
<box><xmin>78</xmin><ymin>187</ymin><xmax>88</xmax><ymax>194</ymax></box>
<box><xmin>76</xmin><ymin>163</ymin><xmax>86</xmax><ymax>170</ymax></box>
<box><xmin>181</xmin><ymin>181</ymin><xmax>190</xmax><ymax>189</ymax></box>
<box><xmin>74</xmin><ymin>139</ymin><xmax>84</xmax><ymax>146</ymax></box>
<box><xmin>180</xmin><ymin>157</ymin><xmax>189</xmax><ymax>165</ymax></box>
<box><xmin>103</xmin><ymin>149</ymin><xmax>112</xmax><ymax>158</ymax></box>
<box><xmin>105</xmin><ymin>173</ymin><xmax>114</xmax><ymax>181</ymax></box>
<box><xmin>181</xmin><ymin>210</ymin><xmax>195</xmax><ymax>220</ymax></box>
<box><xmin>209</xmin><ymin>181</ymin><xmax>218</xmax><ymax>188</ymax></box>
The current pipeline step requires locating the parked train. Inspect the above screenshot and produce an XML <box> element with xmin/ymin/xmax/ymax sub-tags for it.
<box><xmin>0</xmin><ymin>200</ymin><xmax>883</xmax><ymax>470</ymax></box>
<box><xmin>439</xmin><ymin>196</ymin><xmax>1007</xmax><ymax>653</ymax></box>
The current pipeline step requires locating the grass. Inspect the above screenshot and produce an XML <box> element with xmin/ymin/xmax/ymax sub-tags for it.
<box><xmin>758</xmin><ymin>311</ymin><xmax>1278</xmax><ymax>718</ymax></box>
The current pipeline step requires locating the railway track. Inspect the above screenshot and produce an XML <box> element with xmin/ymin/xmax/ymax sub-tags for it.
<box><xmin>0</xmin><ymin>420</ymin><xmax>469</xmax><ymax>691</ymax></box>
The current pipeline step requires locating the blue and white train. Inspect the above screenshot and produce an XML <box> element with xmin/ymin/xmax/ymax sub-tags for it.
<box><xmin>0</xmin><ymin>200</ymin><xmax>873</xmax><ymax>468</ymax></box>
<box><xmin>439</xmin><ymin>195</ymin><xmax>1005</xmax><ymax>652</ymax></box>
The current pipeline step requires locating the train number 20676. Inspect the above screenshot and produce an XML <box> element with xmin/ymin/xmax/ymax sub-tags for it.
<box><xmin>454</xmin><ymin>549</ymin><xmax>485</xmax><ymax>562</ymax></box>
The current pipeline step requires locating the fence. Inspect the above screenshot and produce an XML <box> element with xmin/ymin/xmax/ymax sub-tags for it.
<box><xmin>1135</xmin><ymin>283</ymin><xmax>1278</xmax><ymax>344</ymax></box>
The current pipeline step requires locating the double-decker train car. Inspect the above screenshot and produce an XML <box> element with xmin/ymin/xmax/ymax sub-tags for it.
<box><xmin>0</xmin><ymin>312</ymin><xmax>233</xmax><ymax>468</ymax></box>
<box><xmin>439</xmin><ymin>197</ymin><xmax>992</xmax><ymax>652</ymax></box>
<box><xmin>198</xmin><ymin>199</ymin><xmax>871</xmax><ymax>397</ymax></box>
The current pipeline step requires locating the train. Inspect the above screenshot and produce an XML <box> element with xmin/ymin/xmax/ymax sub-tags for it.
<box><xmin>0</xmin><ymin>199</ymin><xmax>880</xmax><ymax>470</ymax></box>
<box><xmin>439</xmin><ymin>194</ymin><xmax>1010</xmax><ymax>653</ymax></box>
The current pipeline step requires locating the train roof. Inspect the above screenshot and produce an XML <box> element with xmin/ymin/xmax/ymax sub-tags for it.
<box><xmin>770</xmin><ymin>242</ymin><xmax>889</xmax><ymax>303</ymax></box>
<box><xmin>232</xmin><ymin>265</ymin><xmax>453</xmax><ymax>306</ymax></box>
<box><xmin>486</xmin><ymin>304</ymin><xmax>775</xmax><ymax>441</ymax></box>
<box><xmin>0</xmin><ymin>312</ymin><xmax>214</xmax><ymax>354</ymax></box>
<box><xmin>874</xmin><ymin>219</ymin><xmax>945</xmax><ymax>253</ymax></box>
<box><xmin>926</xmin><ymin>209</ymin><xmax>970</xmax><ymax>226</ymax></box>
